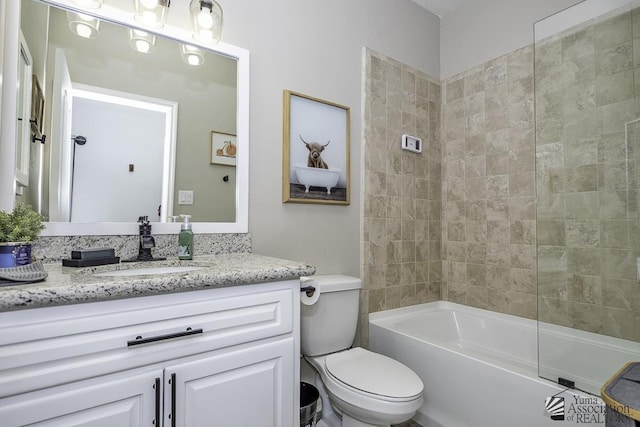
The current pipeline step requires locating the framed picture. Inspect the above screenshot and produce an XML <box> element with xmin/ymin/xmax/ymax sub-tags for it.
<box><xmin>282</xmin><ymin>90</ymin><xmax>350</xmax><ymax>205</ymax></box>
<box><xmin>30</xmin><ymin>75</ymin><xmax>44</xmax><ymax>135</ymax></box>
<box><xmin>210</xmin><ymin>131</ymin><xmax>237</xmax><ymax>166</ymax></box>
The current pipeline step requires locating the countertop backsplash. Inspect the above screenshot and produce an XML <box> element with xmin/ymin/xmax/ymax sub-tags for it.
<box><xmin>33</xmin><ymin>233</ymin><xmax>252</xmax><ymax>262</ymax></box>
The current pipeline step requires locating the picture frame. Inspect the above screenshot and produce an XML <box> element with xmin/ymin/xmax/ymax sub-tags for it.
<box><xmin>30</xmin><ymin>75</ymin><xmax>44</xmax><ymax>135</ymax></box>
<box><xmin>209</xmin><ymin>131</ymin><xmax>237</xmax><ymax>166</ymax></box>
<box><xmin>282</xmin><ymin>90</ymin><xmax>350</xmax><ymax>205</ymax></box>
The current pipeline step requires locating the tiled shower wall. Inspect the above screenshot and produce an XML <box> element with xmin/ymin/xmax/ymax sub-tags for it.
<box><xmin>360</xmin><ymin>49</ymin><xmax>442</xmax><ymax>347</ymax></box>
<box><xmin>441</xmin><ymin>46</ymin><xmax>538</xmax><ymax>319</ymax></box>
<box><xmin>535</xmin><ymin>7</ymin><xmax>640</xmax><ymax>341</ymax></box>
<box><xmin>363</xmin><ymin>5</ymin><xmax>640</xmax><ymax>344</ymax></box>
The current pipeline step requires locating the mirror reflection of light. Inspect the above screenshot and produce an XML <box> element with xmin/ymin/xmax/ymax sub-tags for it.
<box><xmin>76</xmin><ymin>23</ymin><xmax>93</xmax><ymax>38</ymax></box>
<box><xmin>129</xmin><ymin>29</ymin><xmax>156</xmax><ymax>53</ymax></box>
<box><xmin>67</xmin><ymin>12</ymin><xmax>100</xmax><ymax>38</ymax></box>
<box><xmin>135</xmin><ymin>40</ymin><xmax>150</xmax><ymax>53</ymax></box>
<box><xmin>180</xmin><ymin>44</ymin><xmax>205</xmax><ymax>66</ymax></box>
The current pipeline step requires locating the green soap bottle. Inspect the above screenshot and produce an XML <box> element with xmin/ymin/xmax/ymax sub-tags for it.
<box><xmin>178</xmin><ymin>214</ymin><xmax>193</xmax><ymax>260</ymax></box>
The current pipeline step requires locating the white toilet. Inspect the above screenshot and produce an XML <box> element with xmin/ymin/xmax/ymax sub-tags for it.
<box><xmin>300</xmin><ymin>275</ymin><xmax>423</xmax><ymax>427</ymax></box>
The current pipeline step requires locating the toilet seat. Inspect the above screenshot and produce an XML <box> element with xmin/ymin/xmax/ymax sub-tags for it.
<box><xmin>325</xmin><ymin>347</ymin><xmax>423</xmax><ymax>400</ymax></box>
<box><xmin>306</xmin><ymin>348</ymin><xmax>423</xmax><ymax>425</ymax></box>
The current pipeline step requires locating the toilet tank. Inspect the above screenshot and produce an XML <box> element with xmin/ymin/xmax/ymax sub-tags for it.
<box><xmin>300</xmin><ymin>275</ymin><xmax>362</xmax><ymax>357</ymax></box>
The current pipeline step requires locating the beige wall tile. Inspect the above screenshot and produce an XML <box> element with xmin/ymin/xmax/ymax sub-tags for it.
<box><xmin>595</xmin><ymin>41</ymin><xmax>633</xmax><ymax>76</ymax></box>
<box><xmin>569</xmin><ymin>301</ymin><xmax>603</xmax><ymax>333</ymax></box>
<box><xmin>363</xmin><ymin>50</ymin><xmax>442</xmax><ymax>321</ymax></box>
<box><xmin>365</xmin><ymin>10</ymin><xmax>640</xmax><ymax>344</ymax></box>
<box><xmin>568</xmin><ymin>274</ymin><xmax>602</xmax><ymax>305</ymax></box>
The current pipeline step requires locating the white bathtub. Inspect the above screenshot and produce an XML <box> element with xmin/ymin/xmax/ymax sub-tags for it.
<box><xmin>369</xmin><ymin>301</ymin><xmax>640</xmax><ymax>427</ymax></box>
<box><xmin>294</xmin><ymin>165</ymin><xmax>341</xmax><ymax>194</ymax></box>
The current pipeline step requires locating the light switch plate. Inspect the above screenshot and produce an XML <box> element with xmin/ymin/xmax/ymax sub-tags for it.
<box><xmin>178</xmin><ymin>190</ymin><xmax>194</xmax><ymax>205</ymax></box>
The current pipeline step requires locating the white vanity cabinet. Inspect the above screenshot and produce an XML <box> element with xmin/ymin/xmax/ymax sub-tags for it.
<box><xmin>0</xmin><ymin>366</ymin><xmax>162</xmax><ymax>426</ymax></box>
<box><xmin>0</xmin><ymin>280</ymin><xmax>300</xmax><ymax>427</ymax></box>
<box><xmin>166</xmin><ymin>337</ymin><xmax>294</xmax><ymax>427</ymax></box>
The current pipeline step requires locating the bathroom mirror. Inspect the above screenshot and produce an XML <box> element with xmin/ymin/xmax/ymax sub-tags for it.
<box><xmin>14</xmin><ymin>0</ymin><xmax>249</xmax><ymax>235</ymax></box>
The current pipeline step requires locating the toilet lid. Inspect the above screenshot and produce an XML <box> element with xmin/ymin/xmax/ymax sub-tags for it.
<box><xmin>325</xmin><ymin>347</ymin><xmax>423</xmax><ymax>399</ymax></box>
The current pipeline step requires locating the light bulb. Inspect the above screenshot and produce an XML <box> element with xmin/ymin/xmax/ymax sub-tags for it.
<box><xmin>190</xmin><ymin>0</ymin><xmax>221</xmax><ymax>43</ymax></box>
<box><xmin>196</xmin><ymin>10</ymin><xmax>213</xmax><ymax>29</ymax></box>
<box><xmin>142</xmin><ymin>10</ymin><xmax>158</xmax><ymax>25</ymax></box>
<box><xmin>197</xmin><ymin>29</ymin><xmax>213</xmax><ymax>41</ymax></box>
<box><xmin>140</xmin><ymin>0</ymin><xmax>158</xmax><ymax>9</ymax></box>
<box><xmin>187</xmin><ymin>54</ymin><xmax>200</xmax><ymax>66</ymax></box>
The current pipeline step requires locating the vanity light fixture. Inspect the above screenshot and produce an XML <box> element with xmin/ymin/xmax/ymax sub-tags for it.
<box><xmin>71</xmin><ymin>0</ymin><xmax>103</xmax><ymax>9</ymax></box>
<box><xmin>129</xmin><ymin>29</ymin><xmax>156</xmax><ymax>53</ymax></box>
<box><xmin>67</xmin><ymin>12</ymin><xmax>101</xmax><ymax>38</ymax></box>
<box><xmin>133</xmin><ymin>0</ymin><xmax>170</xmax><ymax>29</ymax></box>
<box><xmin>190</xmin><ymin>0</ymin><xmax>222</xmax><ymax>44</ymax></box>
<box><xmin>180</xmin><ymin>44</ymin><xmax>205</xmax><ymax>66</ymax></box>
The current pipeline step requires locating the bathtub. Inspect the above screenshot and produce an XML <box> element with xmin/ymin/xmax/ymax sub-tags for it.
<box><xmin>369</xmin><ymin>301</ymin><xmax>640</xmax><ymax>427</ymax></box>
<box><xmin>294</xmin><ymin>165</ymin><xmax>341</xmax><ymax>194</ymax></box>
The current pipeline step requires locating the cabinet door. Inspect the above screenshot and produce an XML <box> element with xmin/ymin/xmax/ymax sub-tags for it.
<box><xmin>0</xmin><ymin>368</ymin><xmax>162</xmax><ymax>427</ymax></box>
<box><xmin>166</xmin><ymin>337</ymin><xmax>295</xmax><ymax>427</ymax></box>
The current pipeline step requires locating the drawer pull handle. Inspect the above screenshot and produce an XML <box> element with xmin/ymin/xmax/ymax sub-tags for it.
<box><xmin>127</xmin><ymin>327</ymin><xmax>203</xmax><ymax>346</ymax></box>
<box><xmin>154</xmin><ymin>377</ymin><xmax>161</xmax><ymax>425</ymax></box>
<box><xmin>171</xmin><ymin>372</ymin><xmax>177</xmax><ymax>427</ymax></box>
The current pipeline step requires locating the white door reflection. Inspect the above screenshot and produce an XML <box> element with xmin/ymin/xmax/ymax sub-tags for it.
<box><xmin>68</xmin><ymin>87</ymin><xmax>177</xmax><ymax>222</ymax></box>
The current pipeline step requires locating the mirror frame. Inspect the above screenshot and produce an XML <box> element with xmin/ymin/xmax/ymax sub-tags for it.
<box><xmin>4</xmin><ymin>0</ymin><xmax>249</xmax><ymax>235</ymax></box>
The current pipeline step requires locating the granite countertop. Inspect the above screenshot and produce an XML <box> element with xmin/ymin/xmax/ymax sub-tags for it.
<box><xmin>0</xmin><ymin>253</ymin><xmax>316</xmax><ymax>312</ymax></box>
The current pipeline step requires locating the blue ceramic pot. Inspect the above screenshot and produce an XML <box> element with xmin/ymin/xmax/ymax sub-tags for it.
<box><xmin>0</xmin><ymin>243</ymin><xmax>32</xmax><ymax>268</ymax></box>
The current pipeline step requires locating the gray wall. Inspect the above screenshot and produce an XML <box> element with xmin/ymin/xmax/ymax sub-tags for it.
<box><xmin>223</xmin><ymin>0</ymin><xmax>441</xmax><ymax>275</ymax></box>
<box><xmin>440</xmin><ymin>0</ymin><xmax>583</xmax><ymax>78</ymax></box>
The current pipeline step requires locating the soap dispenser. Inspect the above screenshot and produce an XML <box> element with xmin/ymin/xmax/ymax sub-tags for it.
<box><xmin>178</xmin><ymin>214</ymin><xmax>193</xmax><ymax>260</ymax></box>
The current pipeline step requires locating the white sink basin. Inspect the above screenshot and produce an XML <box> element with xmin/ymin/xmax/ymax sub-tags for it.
<box><xmin>93</xmin><ymin>266</ymin><xmax>204</xmax><ymax>277</ymax></box>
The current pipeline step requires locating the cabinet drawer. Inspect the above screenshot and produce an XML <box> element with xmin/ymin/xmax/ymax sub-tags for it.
<box><xmin>0</xmin><ymin>281</ymin><xmax>296</xmax><ymax>397</ymax></box>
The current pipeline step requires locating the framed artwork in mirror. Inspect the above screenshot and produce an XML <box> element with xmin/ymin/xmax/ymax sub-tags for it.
<box><xmin>30</xmin><ymin>75</ymin><xmax>44</xmax><ymax>135</ymax></box>
<box><xmin>282</xmin><ymin>90</ymin><xmax>350</xmax><ymax>205</ymax></box>
<box><xmin>210</xmin><ymin>131</ymin><xmax>237</xmax><ymax>166</ymax></box>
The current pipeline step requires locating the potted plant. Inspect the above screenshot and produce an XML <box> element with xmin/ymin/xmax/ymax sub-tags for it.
<box><xmin>0</xmin><ymin>202</ymin><xmax>45</xmax><ymax>268</ymax></box>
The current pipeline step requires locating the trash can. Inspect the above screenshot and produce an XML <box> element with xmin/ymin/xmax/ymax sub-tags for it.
<box><xmin>601</xmin><ymin>362</ymin><xmax>640</xmax><ymax>426</ymax></box>
<box><xmin>300</xmin><ymin>382</ymin><xmax>320</xmax><ymax>427</ymax></box>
